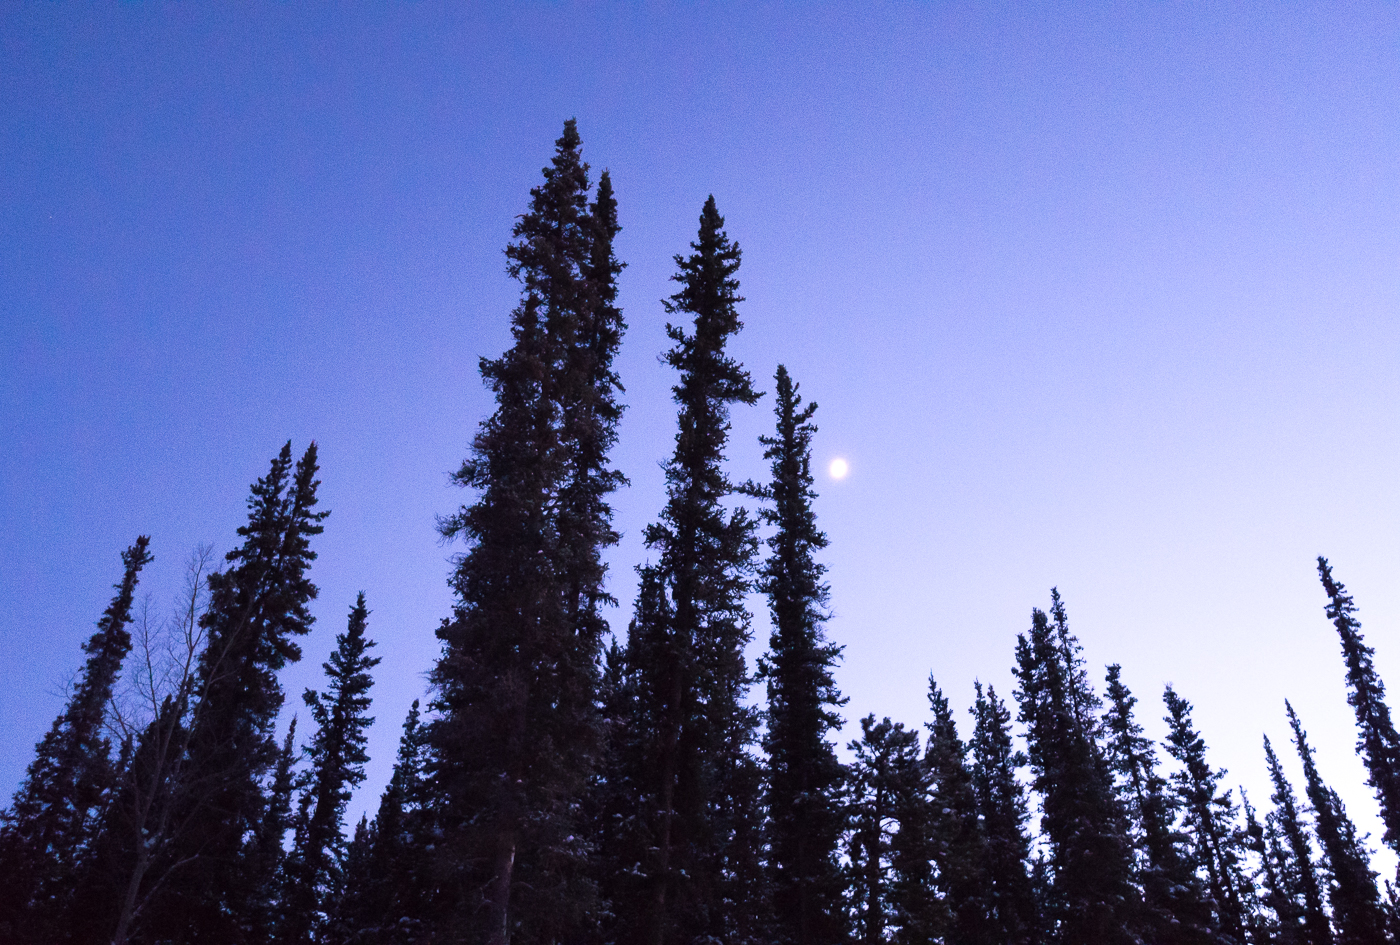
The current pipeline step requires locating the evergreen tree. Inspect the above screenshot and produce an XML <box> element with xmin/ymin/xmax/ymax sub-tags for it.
<box><xmin>1317</xmin><ymin>557</ymin><xmax>1400</xmax><ymax>856</ymax></box>
<box><xmin>604</xmin><ymin>196</ymin><xmax>762</xmax><ymax>945</ymax></box>
<box><xmin>925</xmin><ymin>678</ymin><xmax>993</xmax><ymax>945</ymax></box>
<box><xmin>747</xmin><ymin>364</ymin><xmax>847</xmax><ymax>945</ymax></box>
<box><xmin>1287</xmin><ymin>702</ymin><xmax>1388</xmax><ymax>945</ymax></box>
<box><xmin>331</xmin><ymin>816</ymin><xmax>374</xmax><ymax>942</ymax></box>
<box><xmin>330</xmin><ymin>700</ymin><xmax>431</xmax><ymax>945</ymax></box>
<box><xmin>254</xmin><ymin>719</ymin><xmax>299</xmax><ymax>939</ymax></box>
<box><xmin>124</xmin><ymin>441</ymin><xmax>326</xmax><ymax>945</ymax></box>
<box><xmin>0</xmin><ymin>537</ymin><xmax>152</xmax><ymax>943</ymax></box>
<box><xmin>428</xmin><ymin>119</ymin><xmax>625</xmax><ymax>945</ymax></box>
<box><xmin>1265</xmin><ymin>734</ymin><xmax>1333</xmax><ymax>945</ymax></box>
<box><xmin>1013</xmin><ymin>595</ymin><xmax>1137</xmax><ymax>945</ymax></box>
<box><xmin>281</xmin><ymin>593</ymin><xmax>379</xmax><ymax>945</ymax></box>
<box><xmin>969</xmin><ymin>682</ymin><xmax>1038</xmax><ymax>944</ymax></box>
<box><xmin>1162</xmin><ymin>686</ymin><xmax>1251</xmax><ymax>941</ymax></box>
<box><xmin>1101</xmin><ymin>666</ymin><xmax>1216</xmax><ymax>943</ymax></box>
<box><xmin>847</xmin><ymin>715</ymin><xmax>924</xmax><ymax>945</ymax></box>
<box><xmin>1242</xmin><ymin>790</ymin><xmax>1290</xmax><ymax>943</ymax></box>
<box><xmin>887</xmin><ymin>731</ymin><xmax>936</xmax><ymax>945</ymax></box>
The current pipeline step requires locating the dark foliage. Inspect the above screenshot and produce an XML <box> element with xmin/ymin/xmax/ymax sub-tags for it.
<box><xmin>969</xmin><ymin>681</ymin><xmax>1039</xmax><ymax>944</ymax></box>
<box><xmin>925</xmin><ymin>678</ymin><xmax>994</xmax><ymax>945</ymax></box>
<box><xmin>1102</xmin><ymin>666</ymin><xmax>1218</xmax><ymax>943</ymax></box>
<box><xmin>1265</xmin><ymin>734</ymin><xmax>1334</xmax><ymax>945</ymax></box>
<box><xmin>280</xmin><ymin>594</ymin><xmax>379</xmax><ymax>944</ymax></box>
<box><xmin>847</xmin><ymin>715</ymin><xmax>925</xmax><ymax>945</ymax></box>
<box><xmin>1162</xmin><ymin>685</ymin><xmax>1252</xmax><ymax>941</ymax></box>
<box><xmin>1287</xmin><ymin>702</ymin><xmax>1388</xmax><ymax>945</ymax></box>
<box><xmin>1013</xmin><ymin>593</ymin><xmax>1138</xmax><ymax>945</ymax></box>
<box><xmin>427</xmin><ymin>118</ymin><xmax>625</xmax><ymax>945</ymax></box>
<box><xmin>0</xmin><ymin>537</ymin><xmax>152</xmax><ymax>943</ymax></box>
<box><xmin>602</xmin><ymin>195</ymin><xmax>763</xmax><ymax>945</ymax></box>
<box><xmin>1317</xmin><ymin>558</ymin><xmax>1400</xmax><ymax>857</ymax></box>
<box><xmin>748</xmin><ymin>365</ymin><xmax>848</xmax><ymax>945</ymax></box>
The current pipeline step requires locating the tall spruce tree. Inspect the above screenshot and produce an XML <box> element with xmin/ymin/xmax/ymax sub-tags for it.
<box><xmin>1013</xmin><ymin>595</ymin><xmax>1137</xmax><ymax>945</ymax></box>
<box><xmin>747</xmin><ymin>364</ymin><xmax>847</xmax><ymax>945</ymax></box>
<box><xmin>109</xmin><ymin>441</ymin><xmax>326</xmax><ymax>945</ymax></box>
<box><xmin>1316</xmin><ymin>557</ymin><xmax>1400</xmax><ymax>856</ymax></box>
<box><xmin>1265</xmin><ymin>734</ymin><xmax>1333</xmax><ymax>945</ymax></box>
<box><xmin>925</xmin><ymin>678</ymin><xmax>993</xmax><ymax>945</ymax></box>
<box><xmin>0</xmin><ymin>537</ymin><xmax>152</xmax><ymax>944</ymax></box>
<box><xmin>1287</xmin><ymin>702</ymin><xmax>1388</xmax><ymax>945</ymax></box>
<box><xmin>969</xmin><ymin>682</ymin><xmax>1038</xmax><ymax>944</ymax></box>
<box><xmin>427</xmin><ymin>119</ymin><xmax>625</xmax><ymax>945</ymax></box>
<box><xmin>605</xmin><ymin>196</ymin><xmax>762</xmax><ymax>945</ymax></box>
<box><xmin>280</xmin><ymin>593</ymin><xmax>379</xmax><ymax>945</ymax></box>
<box><xmin>1101</xmin><ymin>667</ymin><xmax>1217</xmax><ymax>944</ymax></box>
<box><xmin>1162</xmin><ymin>686</ymin><xmax>1251</xmax><ymax>942</ymax></box>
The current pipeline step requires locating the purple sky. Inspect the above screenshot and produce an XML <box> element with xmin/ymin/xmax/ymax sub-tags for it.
<box><xmin>4</xmin><ymin>3</ymin><xmax>1399</xmax><ymax>851</ymax></box>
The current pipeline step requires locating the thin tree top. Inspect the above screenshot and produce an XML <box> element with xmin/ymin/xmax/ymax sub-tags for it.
<box><xmin>663</xmin><ymin>195</ymin><xmax>758</xmax><ymax>412</ymax></box>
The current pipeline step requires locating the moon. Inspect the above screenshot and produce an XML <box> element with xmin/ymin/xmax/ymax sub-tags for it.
<box><xmin>828</xmin><ymin>457</ymin><xmax>849</xmax><ymax>480</ymax></box>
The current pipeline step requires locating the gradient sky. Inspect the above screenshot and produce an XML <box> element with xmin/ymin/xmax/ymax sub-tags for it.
<box><xmin>4</xmin><ymin>3</ymin><xmax>1399</xmax><ymax>854</ymax></box>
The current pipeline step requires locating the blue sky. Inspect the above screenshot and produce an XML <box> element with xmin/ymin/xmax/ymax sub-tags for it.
<box><xmin>4</xmin><ymin>2</ymin><xmax>1399</xmax><ymax>843</ymax></box>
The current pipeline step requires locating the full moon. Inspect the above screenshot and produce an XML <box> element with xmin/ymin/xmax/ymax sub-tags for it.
<box><xmin>828</xmin><ymin>457</ymin><xmax>849</xmax><ymax>480</ymax></box>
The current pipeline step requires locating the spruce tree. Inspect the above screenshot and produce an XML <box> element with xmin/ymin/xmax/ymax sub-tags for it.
<box><xmin>253</xmin><ymin>719</ymin><xmax>299</xmax><ymax>940</ymax></box>
<box><xmin>1242</xmin><ymin>790</ymin><xmax>1291</xmax><ymax>943</ymax></box>
<box><xmin>1013</xmin><ymin>596</ymin><xmax>1137</xmax><ymax>945</ymax></box>
<box><xmin>1316</xmin><ymin>557</ymin><xmax>1400</xmax><ymax>855</ymax></box>
<box><xmin>969</xmin><ymin>682</ymin><xmax>1038</xmax><ymax>944</ymax></box>
<box><xmin>925</xmin><ymin>678</ymin><xmax>993</xmax><ymax>945</ymax></box>
<box><xmin>1162</xmin><ymin>686</ymin><xmax>1251</xmax><ymax>941</ymax></box>
<box><xmin>1265</xmin><ymin>734</ymin><xmax>1333</xmax><ymax>945</ymax></box>
<box><xmin>888</xmin><ymin>730</ymin><xmax>936</xmax><ymax>945</ymax></box>
<box><xmin>604</xmin><ymin>196</ymin><xmax>762</xmax><ymax>945</ymax></box>
<box><xmin>747</xmin><ymin>364</ymin><xmax>847</xmax><ymax>945</ymax></box>
<box><xmin>427</xmin><ymin>119</ymin><xmax>625</xmax><ymax>945</ymax></box>
<box><xmin>1287</xmin><ymin>702</ymin><xmax>1388</xmax><ymax>945</ymax></box>
<box><xmin>120</xmin><ymin>441</ymin><xmax>326</xmax><ymax>945</ymax></box>
<box><xmin>280</xmin><ymin>593</ymin><xmax>379</xmax><ymax>945</ymax></box>
<box><xmin>1101</xmin><ymin>667</ymin><xmax>1216</xmax><ymax>943</ymax></box>
<box><xmin>0</xmin><ymin>537</ymin><xmax>152</xmax><ymax>943</ymax></box>
<box><xmin>847</xmin><ymin>715</ymin><xmax>924</xmax><ymax>945</ymax></box>
<box><xmin>329</xmin><ymin>700</ymin><xmax>431</xmax><ymax>945</ymax></box>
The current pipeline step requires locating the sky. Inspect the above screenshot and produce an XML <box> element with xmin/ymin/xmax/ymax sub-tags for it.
<box><xmin>3</xmin><ymin>2</ymin><xmax>1399</xmax><ymax>850</ymax></box>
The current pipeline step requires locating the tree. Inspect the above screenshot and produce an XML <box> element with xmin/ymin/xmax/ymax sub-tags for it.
<box><xmin>604</xmin><ymin>196</ymin><xmax>763</xmax><ymax>945</ymax></box>
<box><xmin>280</xmin><ymin>593</ymin><xmax>379</xmax><ymax>944</ymax></box>
<box><xmin>969</xmin><ymin>682</ymin><xmax>1038</xmax><ymax>944</ymax></box>
<box><xmin>1101</xmin><ymin>666</ymin><xmax>1216</xmax><ymax>944</ymax></box>
<box><xmin>119</xmin><ymin>441</ymin><xmax>327</xmax><ymax>945</ymax></box>
<box><xmin>80</xmin><ymin>544</ymin><xmax>214</xmax><ymax>945</ymax></box>
<box><xmin>847</xmin><ymin>715</ymin><xmax>925</xmax><ymax>945</ymax></box>
<box><xmin>1287</xmin><ymin>702</ymin><xmax>1388</xmax><ymax>945</ymax></box>
<box><xmin>329</xmin><ymin>700</ymin><xmax>431</xmax><ymax>945</ymax></box>
<box><xmin>1316</xmin><ymin>557</ymin><xmax>1400</xmax><ymax>856</ymax></box>
<box><xmin>0</xmin><ymin>537</ymin><xmax>152</xmax><ymax>943</ymax></box>
<box><xmin>747</xmin><ymin>364</ymin><xmax>847</xmax><ymax>945</ymax></box>
<box><xmin>1264</xmin><ymin>734</ymin><xmax>1333</xmax><ymax>945</ymax></box>
<box><xmin>1013</xmin><ymin>594</ymin><xmax>1137</xmax><ymax>945</ymax></box>
<box><xmin>1162</xmin><ymin>686</ymin><xmax>1251</xmax><ymax>941</ymax></box>
<box><xmin>427</xmin><ymin>119</ymin><xmax>625</xmax><ymax>945</ymax></box>
<box><xmin>924</xmin><ymin>678</ymin><xmax>993</xmax><ymax>945</ymax></box>
<box><xmin>253</xmin><ymin>719</ymin><xmax>300</xmax><ymax>938</ymax></box>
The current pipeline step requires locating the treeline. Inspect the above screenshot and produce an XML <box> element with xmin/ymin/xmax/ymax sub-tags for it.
<box><xmin>3</xmin><ymin>121</ymin><xmax>1399</xmax><ymax>945</ymax></box>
